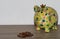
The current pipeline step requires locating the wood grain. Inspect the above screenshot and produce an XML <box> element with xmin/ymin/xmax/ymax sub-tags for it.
<box><xmin>0</xmin><ymin>25</ymin><xmax>60</xmax><ymax>39</ymax></box>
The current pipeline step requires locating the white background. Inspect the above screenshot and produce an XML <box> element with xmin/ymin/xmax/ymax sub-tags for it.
<box><xmin>0</xmin><ymin>0</ymin><xmax>60</xmax><ymax>25</ymax></box>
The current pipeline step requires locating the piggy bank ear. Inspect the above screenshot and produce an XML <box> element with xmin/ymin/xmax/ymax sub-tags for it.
<box><xmin>34</xmin><ymin>5</ymin><xmax>40</xmax><ymax>12</ymax></box>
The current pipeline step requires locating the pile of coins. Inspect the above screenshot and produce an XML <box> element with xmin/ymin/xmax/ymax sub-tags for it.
<box><xmin>17</xmin><ymin>32</ymin><xmax>33</xmax><ymax>38</ymax></box>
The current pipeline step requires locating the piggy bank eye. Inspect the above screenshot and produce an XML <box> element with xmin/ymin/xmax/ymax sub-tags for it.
<box><xmin>42</xmin><ymin>19</ymin><xmax>45</xmax><ymax>22</ymax></box>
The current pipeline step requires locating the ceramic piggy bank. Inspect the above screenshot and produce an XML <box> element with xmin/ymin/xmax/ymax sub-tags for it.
<box><xmin>34</xmin><ymin>4</ymin><xmax>58</xmax><ymax>32</ymax></box>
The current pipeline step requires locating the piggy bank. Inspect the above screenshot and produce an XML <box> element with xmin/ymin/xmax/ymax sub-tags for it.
<box><xmin>34</xmin><ymin>4</ymin><xmax>58</xmax><ymax>32</ymax></box>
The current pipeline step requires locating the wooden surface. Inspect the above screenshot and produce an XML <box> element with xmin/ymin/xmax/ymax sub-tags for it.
<box><xmin>0</xmin><ymin>25</ymin><xmax>60</xmax><ymax>39</ymax></box>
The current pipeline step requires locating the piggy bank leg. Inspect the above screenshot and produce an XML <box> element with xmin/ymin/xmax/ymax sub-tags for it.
<box><xmin>36</xmin><ymin>26</ymin><xmax>40</xmax><ymax>31</ymax></box>
<box><xmin>34</xmin><ymin>21</ymin><xmax>41</xmax><ymax>31</ymax></box>
<box><xmin>52</xmin><ymin>26</ymin><xmax>57</xmax><ymax>30</ymax></box>
<box><xmin>45</xmin><ymin>27</ymin><xmax>50</xmax><ymax>32</ymax></box>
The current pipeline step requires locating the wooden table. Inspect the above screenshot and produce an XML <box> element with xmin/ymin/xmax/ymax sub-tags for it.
<box><xmin>0</xmin><ymin>25</ymin><xmax>60</xmax><ymax>39</ymax></box>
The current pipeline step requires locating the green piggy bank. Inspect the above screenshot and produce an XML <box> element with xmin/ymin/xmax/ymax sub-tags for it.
<box><xmin>34</xmin><ymin>4</ymin><xmax>58</xmax><ymax>32</ymax></box>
